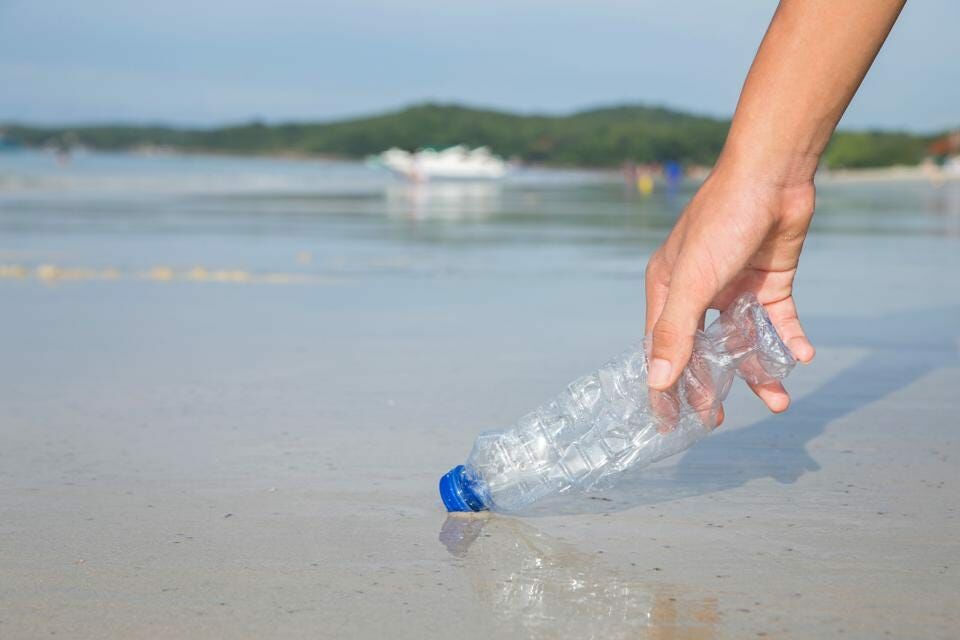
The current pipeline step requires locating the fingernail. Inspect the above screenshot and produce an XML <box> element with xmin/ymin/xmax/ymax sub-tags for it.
<box><xmin>648</xmin><ymin>358</ymin><xmax>672</xmax><ymax>389</ymax></box>
<box><xmin>788</xmin><ymin>337</ymin><xmax>812</xmax><ymax>363</ymax></box>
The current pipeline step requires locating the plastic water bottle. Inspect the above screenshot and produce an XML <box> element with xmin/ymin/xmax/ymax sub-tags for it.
<box><xmin>439</xmin><ymin>293</ymin><xmax>796</xmax><ymax>513</ymax></box>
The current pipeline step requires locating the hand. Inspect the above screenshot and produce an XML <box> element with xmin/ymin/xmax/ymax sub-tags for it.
<box><xmin>641</xmin><ymin>0</ymin><xmax>904</xmax><ymax>417</ymax></box>
<box><xmin>644</xmin><ymin>161</ymin><xmax>817</xmax><ymax>415</ymax></box>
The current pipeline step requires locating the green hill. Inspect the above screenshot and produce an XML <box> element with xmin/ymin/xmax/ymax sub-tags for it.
<box><xmin>2</xmin><ymin>102</ymin><xmax>938</xmax><ymax>169</ymax></box>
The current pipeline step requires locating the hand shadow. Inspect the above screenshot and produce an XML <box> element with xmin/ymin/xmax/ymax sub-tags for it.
<box><xmin>522</xmin><ymin>304</ymin><xmax>960</xmax><ymax>516</ymax></box>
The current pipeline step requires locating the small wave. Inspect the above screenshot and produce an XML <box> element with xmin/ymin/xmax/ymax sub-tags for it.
<box><xmin>0</xmin><ymin>263</ymin><xmax>344</xmax><ymax>286</ymax></box>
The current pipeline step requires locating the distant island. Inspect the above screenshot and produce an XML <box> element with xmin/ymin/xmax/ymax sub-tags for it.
<box><xmin>1</xmin><ymin>102</ymin><xmax>948</xmax><ymax>170</ymax></box>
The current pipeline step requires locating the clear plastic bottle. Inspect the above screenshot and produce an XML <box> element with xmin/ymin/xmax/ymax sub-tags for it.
<box><xmin>439</xmin><ymin>293</ymin><xmax>796</xmax><ymax>513</ymax></box>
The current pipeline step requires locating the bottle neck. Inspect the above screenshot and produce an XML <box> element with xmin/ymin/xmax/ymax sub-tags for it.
<box><xmin>439</xmin><ymin>465</ymin><xmax>487</xmax><ymax>512</ymax></box>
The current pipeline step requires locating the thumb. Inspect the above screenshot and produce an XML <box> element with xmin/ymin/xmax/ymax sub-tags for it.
<box><xmin>647</xmin><ymin>277</ymin><xmax>711</xmax><ymax>391</ymax></box>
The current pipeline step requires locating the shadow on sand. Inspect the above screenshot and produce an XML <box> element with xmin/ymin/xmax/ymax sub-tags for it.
<box><xmin>523</xmin><ymin>305</ymin><xmax>960</xmax><ymax>516</ymax></box>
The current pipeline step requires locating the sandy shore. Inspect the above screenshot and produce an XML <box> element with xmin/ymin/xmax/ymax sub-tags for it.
<box><xmin>0</xmin><ymin>154</ymin><xmax>957</xmax><ymax>638</ymax></box>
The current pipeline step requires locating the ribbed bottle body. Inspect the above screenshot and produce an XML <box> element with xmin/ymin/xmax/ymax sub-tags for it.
<box><xmin>453</xmin><ymin>293</ymin><xmax>796</xmax><ymax>513</ymax></box>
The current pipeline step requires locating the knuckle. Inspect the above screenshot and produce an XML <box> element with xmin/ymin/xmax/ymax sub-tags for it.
<box><xmin>652</xmin><ymin>319</ymin><xmax>685</xmax><ymax>351</ymax></box>
<box><xmin>645</xmin><ymin>251</ymin><xmax>668</xmax><ymax>284</ymax></box>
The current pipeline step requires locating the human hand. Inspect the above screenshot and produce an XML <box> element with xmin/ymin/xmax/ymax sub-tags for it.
<box><xmin>640</xmin><ymin>0</ymin><xmax>905</xmax><ymax>419</ymax></box>
<box><xmin>644</xmin><ymin>161</ymin><xmax>817</xmax><ymax>415</ymax></box>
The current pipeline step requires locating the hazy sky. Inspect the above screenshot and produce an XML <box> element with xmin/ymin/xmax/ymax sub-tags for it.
<box><xmin>0</xmin><ymin>1</ymin><xmax>956</xmax><ymax>130</ymax></box>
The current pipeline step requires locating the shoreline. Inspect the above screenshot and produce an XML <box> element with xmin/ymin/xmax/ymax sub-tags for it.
<box><xmin>817</xmin><ymin>163</ymin><xmax>960</xmax><ymax>184</ymax></box>
<box><xmin>5</xmin><ymin>145</ymin><xmax>960</xmax><ymax>186</ymax></box>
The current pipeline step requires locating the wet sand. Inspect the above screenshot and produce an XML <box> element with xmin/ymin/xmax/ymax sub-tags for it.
<box><xmin>0</xmin><ymin>152</ymin><xmax>958</xmax><ymax>638</ymax></box>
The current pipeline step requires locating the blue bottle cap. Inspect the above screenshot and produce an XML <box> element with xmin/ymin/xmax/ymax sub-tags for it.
<box><xmin>439</xmin><ymin>465</ymin><xmax>487</xmax><ymax>512</ymax></box>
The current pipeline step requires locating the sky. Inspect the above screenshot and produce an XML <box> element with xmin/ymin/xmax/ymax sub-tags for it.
<box><xmin>0</xmin><ymin>0</ymin><xmax>956</xmax><ymax>131</ymax></box>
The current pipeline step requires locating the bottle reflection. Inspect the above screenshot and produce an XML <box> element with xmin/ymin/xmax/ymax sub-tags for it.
<box><xmin>439</xmin><ymin>515</ymin><xmax>719</xmax><ymax>639</ymax></box>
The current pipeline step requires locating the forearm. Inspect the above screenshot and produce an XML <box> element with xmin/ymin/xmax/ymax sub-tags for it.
<box><xmin>721</xmin><ymin>0</ymin><xmax>906</xmax><ymax>187</ymax></box>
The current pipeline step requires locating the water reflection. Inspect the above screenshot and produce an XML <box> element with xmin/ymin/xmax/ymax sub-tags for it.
<box><xmin>440</xmin><ymin>515</ymin><xmax>719</xmax><ymax>639</ymax></box>
<box><xmin>812</xmin><ymin>180</ymin><xmax>960</xmax><ymax>237</ymax></box>
<box><xmin>930</xmin><ymin>182</ymin><xmax>960</xmax><ymax>235</ymax></box>
<box><xmin>384</xmin><ymin>181</ymin><xmax>502</xmax><ymax>221</ymax></box>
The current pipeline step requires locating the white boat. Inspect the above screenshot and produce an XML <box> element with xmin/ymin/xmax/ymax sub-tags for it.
<box><xmin>369</xmin><ymin>145</ymin><xmax>507</xmax><ymax>181</ymax></box>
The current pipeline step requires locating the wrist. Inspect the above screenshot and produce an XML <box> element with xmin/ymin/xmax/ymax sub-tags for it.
<box><xmin>714</xmin><ymin>141</ymin><xmax>820</xmax><ymax>191</ymax></box>
<box><xmin>701</xmin><ymin>149</ymin><xmax>818</xmax><ymax>230</ymax></box>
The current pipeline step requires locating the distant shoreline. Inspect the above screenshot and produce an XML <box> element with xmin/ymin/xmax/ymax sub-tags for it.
<box><xmin>4</xmin><ymin>145</ymin><xmax>958</xmax><ymax>186</ymax></box>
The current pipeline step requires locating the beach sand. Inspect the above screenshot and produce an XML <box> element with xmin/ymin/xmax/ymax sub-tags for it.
<box><xmin>0</xmin><ymin>152</ymin><xmax>957</xmax><ymax>638</ymax></box>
